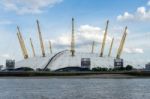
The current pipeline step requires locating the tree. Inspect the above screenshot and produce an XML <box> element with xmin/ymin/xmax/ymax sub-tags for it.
<box><xmin>125</xmin><ymin>65</ymin><xmax>133</xmax><ymax>71</ymax></box>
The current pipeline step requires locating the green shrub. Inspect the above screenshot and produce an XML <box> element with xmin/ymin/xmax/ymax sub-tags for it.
<box><xmin>125</xmin><ymin>65</ymin><xmax>133</xmax><ymax>71</ymax></box>
<box><xmin>92</xmin><ymin>67</ymin><xmax>109</xmax><ymax>71</ymax></box>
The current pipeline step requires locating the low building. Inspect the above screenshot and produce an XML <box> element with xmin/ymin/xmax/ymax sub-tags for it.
<box><xmin>145</xmin><ymin>63</ymin><xmax>150</xmax><ymax>70</ymax></box>
<box><xmin>0</xmin><ymin>65</ymin><xmax>3</xmax><ymax>71</ymax></box>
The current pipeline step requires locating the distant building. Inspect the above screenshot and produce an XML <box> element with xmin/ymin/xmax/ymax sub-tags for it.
<box><xmin>6</xmin><ymin>60</ymin><xmax>15</xmax><ymax>70</ymax></box>
<box><xmin>145</xmin><ymin>63</ymin><xmax>150</xmax><ymax>70</ymax></box>
<box><xmin>0</xmin><ymin>65</ymin><xmax>3</xmax><ymax>71</ymax></box>
<box><xmin>114</xmin><ymin>58</ymin><xmax>123</xmax><ymax>68</ymax></box>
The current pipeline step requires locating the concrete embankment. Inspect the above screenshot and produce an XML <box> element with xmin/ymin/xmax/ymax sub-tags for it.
<box><xmin>0</xmin><ymin>71</ymin><xmax>150</xmax><ymax>78</ymax></box>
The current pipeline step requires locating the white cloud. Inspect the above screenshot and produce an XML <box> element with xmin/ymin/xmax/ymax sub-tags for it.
<box><xmin>117</xmin><ymin>12</ymin><xmax>134</xmax><ymax>21</ymax></box>
<box><xmin>0</xmin><ymin>20</ymin><xmax>12</xmax><ymax>25</ymax></box>
<box><xmin>52</xmin><ymin>34</ymin><xmax>70</xmax><ymax>46</ymax></box>
<box><xmin>77</xmin><ymin>25</ymin><xmax>112</xmax><ymax>44</ymax></box>
<box><xmin>0</xmin><ymin>54</ymin><xmax>10</xmax><ymax>58</ymax></box>
<box><xmin>148</xmin><ymin>0</ymin><xmax>150</xmax><ymax>6</ymax></box>
<box><xmin>78</xmin><ymin>25</ymin><xmax>101</xmax><ymax>34</ymax></box>
<box><xmin>77</xmin><ymin>25</ymin><xmax>102</xmax><ymax>42</ymax></box>
<box><xmin>134</xmin><ymin>48</ymin><xmax>144</xmax><ymax>53</ymax></box>
<box><xmin>117</xmin><ymin>1</ymin><xmax>150</xmax><ymax>22</ymax></box>
<box><xmin>137</xmin><ymin>7</ymin><xmax>146</xmax><ymax>14</ymax></box>
<box><xmin>49</xmin><ymin>25</ymin><xmax>112</xmax><ymax>48</ymax></box>
<box><xmin>1</xmin><ymin>0</ymin><xmax>63</xmax><ymax>14</ymax></box>
<box><xmin>124</xmin><ymin>48</ymin><xmax>144</xmax><ymax>54</ymax></box>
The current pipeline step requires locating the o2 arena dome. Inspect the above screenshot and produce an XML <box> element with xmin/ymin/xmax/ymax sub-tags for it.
<box><xmin>15</xmin><ymin>50</ymin><xmax>135</xmax><ymax>71</ymax></box>
<box><xmin>15</xmin><ymin>18</ymin><xmax>136</xmax><ymax>71</ymax></box>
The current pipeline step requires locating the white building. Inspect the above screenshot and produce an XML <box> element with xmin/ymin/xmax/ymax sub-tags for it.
<box><xmin>15</xmin><ymin>50</ymin><xmax>137</xmax><ymax>71</ymax></box>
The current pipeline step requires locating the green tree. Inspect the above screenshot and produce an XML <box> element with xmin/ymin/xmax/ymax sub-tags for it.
<box><xmin>125</xmin><ymin>65</ymin><xmax>133</xmax><ymax>71</ymax></box>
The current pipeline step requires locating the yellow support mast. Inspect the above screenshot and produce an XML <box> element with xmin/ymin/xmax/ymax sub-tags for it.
<box><xmin>17</xmin><ymin>26</ymin><xmax>28</xmax><ymax>59</ymax></box>
<box><xmin>108</xmin><ymin>37</ymin><xmax>114</xmax><ymax>57</ymax></box>
<box><xmin>49</xmin><ymin>40</ymin><xmax>52</xmax><ymax>54</ymax></box>
<box><xmin>116</xmin><ymin>26</ymin><xmax>128</xmax><ymax>59</ymax></box>
<box><xmin>100</xmin><ymin>20</ymin><xmax>109</xmax><ymax>57</ymax></box>
<box><xmin>30</xmin><ymin>38</ymin><xmax>36</xmax><ymax>57</ymax></box>
<box><xmin>37</xmin><ymin>20</ymin><xmax>45</xmax><ymax>57</ymax></box>
<box><xmin>91</xmin><ymin>41</ymin><xmax>95</xmax><ymax>54</ymax></box>
<box><xmin>17</xmin><ymin>33</ymin><xmax>26</xmax><ymax>59</ymax></box>
<box><xmin>70</xmin><ymin>18</ymin><xmax>75</xmax><ymax>56</ymax></box>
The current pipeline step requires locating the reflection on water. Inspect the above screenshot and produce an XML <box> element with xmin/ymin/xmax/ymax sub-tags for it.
<box><xmin>0</xmin><ymin>78</ymin><xmax>150</xmax><ymax>99</ymax></box>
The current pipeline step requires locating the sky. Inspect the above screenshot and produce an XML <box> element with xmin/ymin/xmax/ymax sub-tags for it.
<box><xmin>0</xmin><ymin>0</ymin><xmax>150</xmax><ymax>66</ymax></box>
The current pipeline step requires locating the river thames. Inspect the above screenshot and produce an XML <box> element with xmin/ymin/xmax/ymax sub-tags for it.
<box><xmin>0</xmin><ymin>78</ymin><xmax>150</xmax><ymax>99</ymax></box>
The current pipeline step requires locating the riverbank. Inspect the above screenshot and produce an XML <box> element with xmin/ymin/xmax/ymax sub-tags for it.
<box><xmin>0</xmin><ymin>71</ymin><xmax>150</xmax><ymax>78</ymax></box>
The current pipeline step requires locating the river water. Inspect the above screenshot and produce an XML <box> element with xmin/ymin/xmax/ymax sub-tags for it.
<box><xmin>0</xmin><ymin>78</ymin><xmax>150</xmax><ymax>99</ymax></box>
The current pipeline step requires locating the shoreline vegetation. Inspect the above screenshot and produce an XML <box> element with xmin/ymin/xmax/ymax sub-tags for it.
<box><xmin>0</xmin><ymin>71</ymin><xmax>150</xmax><ymax>78</ymax></box>
<box><xmin>0</xmin><ymin>65</ymin><xmax>149</xmax><ymax>78</ymax></box>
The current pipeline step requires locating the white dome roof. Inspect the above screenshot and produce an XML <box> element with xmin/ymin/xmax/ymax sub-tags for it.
<box><xmin>15</xmin><ymin>50</ymin><xmax>137</xmax><ymax>70</ymax></box>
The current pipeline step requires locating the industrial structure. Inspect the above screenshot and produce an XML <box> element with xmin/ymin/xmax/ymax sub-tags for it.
<box><xmin>14</xmin><ymin>18</ymin><xmax>134</xmax><ymax>71</ymax></box>
<box><xmin>145</xmin><ymin>63</ymin><xmax>150</xmax><ymax>70</ymax></box>
<box><xmin>6</xmin><ymin>60</ymin><xmax>15</xmax><ymax>70</ymax></box>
